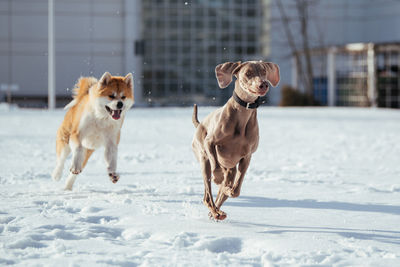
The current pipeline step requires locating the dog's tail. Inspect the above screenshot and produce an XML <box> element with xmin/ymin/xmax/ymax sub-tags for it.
<box><xmin>192</xmin><ymin>104</ymin><xmax>200</xmax><ymax>128</ymax></box>
<box><xmin>73</xmin><ymin>77</ymin><xmax>98</xmax><ymax>99</ymax></box>
<box><xmin>65</xmin><ymin>77</ymin><xmax>98</xmax><ymax>110</ymax></box>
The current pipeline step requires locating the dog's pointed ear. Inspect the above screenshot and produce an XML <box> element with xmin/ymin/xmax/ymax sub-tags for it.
<box><xmin>99</xmin><ymin>72</ymin><xmax>112</xmax><ymax>86</ymax></box>
<box><xmin>261</xmin><ymin>62</ymin><xmax>280</xmax><ymax>87</ymax></box>
<box><xmin>215</xmin><ymin>61</ymin><xmax>241</xmax><ymax>88</ymax></box>
<box><xmin>124</xmin><ymin>73</ymin><xmax>134</xmax><ymax>90</ymax></box>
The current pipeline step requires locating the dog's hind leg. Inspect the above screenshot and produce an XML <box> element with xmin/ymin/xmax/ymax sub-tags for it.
<box><xmin>65</xmin><ymin>147</ymin><xmax>93</xmax><ymax>190</ymax></box>
<box><xmin>227</xmin><ymin>156</ymin><xmax>251</xmax><ymax>198</ymax></box>
<box><xmin>64</xmin><ymin>173</ymin><xmax>77</xmax><ymax>191</ymax></box>
<box><xmin>52</xmin><ymin>131</ymin><xmax>71</xmax><ymax>181</ymax></box>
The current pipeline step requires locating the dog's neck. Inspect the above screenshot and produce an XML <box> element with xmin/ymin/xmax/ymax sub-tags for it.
<box><xmin>234</xmin><ymin>80</ymin><xmax>259</xmax><ymax>102</ymax></box>
<box><xmin>232</xmin><ymin>80</ymin><xmax>261</xmax><ymax>110</ymax></box>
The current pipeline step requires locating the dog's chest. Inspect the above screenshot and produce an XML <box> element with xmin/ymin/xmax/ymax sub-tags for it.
<box><xmin>79</xmin><ymin>115</ymin><xmax>120</xmax><ymax>149</ymax></box>
<box><xmin>219</xmin><ymin>129</ymin><xmax>258</xmax><ymax>154</ymax></box>
<box><xmin>216</xmin><ymin>120</ymin><xmax>259</xmax><ymax>168</ymax></box>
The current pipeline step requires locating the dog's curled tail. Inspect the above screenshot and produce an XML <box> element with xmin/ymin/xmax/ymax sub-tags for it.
<box><xmin>192</xmin><ymin>104</ymin><xmax>200</xmax><ymax>128</ymax></box>
<box><xmin>73</xmin><ymin>77</ymin><xmax>98</xmax><ymax>99</ymax></box>
<box><xmin>65</xmin><ymin>77</ymin><xmax>98</xmax><ymax>110</ymax></box>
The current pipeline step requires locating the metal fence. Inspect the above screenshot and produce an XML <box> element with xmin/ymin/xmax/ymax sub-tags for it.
<box><xmin>293</xmin><ymin>42</ymin><xmax>400</xmax><ymax>108</ymax></box>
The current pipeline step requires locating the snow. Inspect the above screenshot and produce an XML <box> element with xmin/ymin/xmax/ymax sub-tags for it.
<box><xmin>0</xmin><ymin>106</ymin><xmax>399</xmax><ymax>266</ymax></box>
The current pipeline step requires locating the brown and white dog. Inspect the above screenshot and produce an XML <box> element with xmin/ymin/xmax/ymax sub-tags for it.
<box><xmin>52</xmin><ymin>72</ymin><xmax>134</xmax><ymax>190</ymax></box>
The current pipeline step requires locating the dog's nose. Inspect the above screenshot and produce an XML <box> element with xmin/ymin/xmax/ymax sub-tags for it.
<box><xmin>117</xmin><ymin>101</ymin><xmax>123</xmax><ymax>109</ymax></box>
<box><xmin>259</xmin><ymin>81</ymin><xmax>269</xmax><ymax>90</ymax></box>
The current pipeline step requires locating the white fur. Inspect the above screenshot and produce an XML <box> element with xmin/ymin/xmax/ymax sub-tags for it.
<box><xmin>65</xmin><ymin>173</ymin><xmax>77</xmax><ymax>190</ymax></box>
<box><xmin>64</xmin><ymin>94</ymin><xmax>131</xmax><ymax>190</ymax></box>
<box><xmin>52</xmin><ymin>145</ymin><xmax>71</xmax><ymax>181</ymax></box>
<box><xmin>64</xmin><ymin>99</ymin><xmax>77</xmax><ymax>110</ymax></box>
<box><xmin>78</xmin><ymin>110</ymin><xmax>121</xmax><ymax>150</ymax></box>
<box><xmin>56</xmin><ymin>72</ymin><xmax>134</xmax><ymax>190</ymax></box>
<box><xmin>100</xmin><ymin>72</ymin><xmax>112</xmax><ymax>85</ymax></box>
<box><xmin>124</xmin><ymin>73</ymin><xmax>134</xmax><ymax>89</ymax></box>
<box><xmin>69</xmin><ymin>140</ymin><xmax>84</xmax><ymax>174</ymax></box>
<box><xmin>104</xmin><ymin>139</ymin><xmax>118</xmax><ymax>174</ymax></box>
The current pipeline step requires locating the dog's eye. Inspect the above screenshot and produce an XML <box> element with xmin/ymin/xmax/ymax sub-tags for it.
<box><xmin>121</xmin><ymin>96</ymin><xmax>126</xmax><ymax>100</ymax></box>
<box><xmin>246</xmin><ymin>72</ymin><xmax>252</xmax><ymax>77</ymax></box>
<box><xmin>109</xmin><ymin>95</ymin><xmax>115</xmax><ymax>99</ymax></box>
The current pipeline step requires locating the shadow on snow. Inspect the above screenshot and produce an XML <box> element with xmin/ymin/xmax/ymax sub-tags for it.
<box><xmin>225</xmin><ymin>195</ymin><xmax>400</xmax><ymax>215</ymax></box>
<box><xmin>226</xmin><ymin>195</ymin><xmax>400</xmax><ymax>245</ymax></box>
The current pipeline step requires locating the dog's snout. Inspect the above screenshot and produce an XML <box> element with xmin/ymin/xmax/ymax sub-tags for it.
<box><xmin>259</xmin><ymin>81</ymin><xmax>268</xmax><ymax>90</ymax></box>
<box><xmin>117</xmin><ymin>101</ymin><xmax>123</xmax><ymax>109</ymax></box>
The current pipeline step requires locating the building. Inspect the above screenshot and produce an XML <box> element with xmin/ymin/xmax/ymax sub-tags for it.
<box><xmin>294</xmin><ymin>42</ymin><xmax>400</xmax><ymax>108</ymax></box>
<box><xmin>268</xmin><ymin>0</ymin><xmax>400</xmax><ymax>107</ymax></box>
<box><xmin>0</xmin><ymin>0</ymin><xmax>142</xmax><ymax>107</ymax></box>
<box><xmin>141</xmin><ymin>0</ymin><xmax>270</xmax><ymax>106</ymax></box>
<box><xmin>0</xmin><ymin>0</ymin><xmax>271</xmax><ymax>108</ymax></box>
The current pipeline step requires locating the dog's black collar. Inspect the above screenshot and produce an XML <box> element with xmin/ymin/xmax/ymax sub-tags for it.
<box><xmin>232</xmin><ymin>91</ymin><xmax>267</xmax><ymax>109</ymax></box>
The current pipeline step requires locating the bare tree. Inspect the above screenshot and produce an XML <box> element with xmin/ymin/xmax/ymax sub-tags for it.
<box><xmin>276</xmin><ymin>0</ymin><xmax>318</xmax><ymax>97</ymax></box>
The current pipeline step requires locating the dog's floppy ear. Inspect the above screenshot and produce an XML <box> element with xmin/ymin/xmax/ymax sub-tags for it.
<box><xmin>261</xmin><ymin>62</ymin><xmax>280</xmax><ymax>87</ymax></box>
<box><xmin>124</xmin><ymin>73</ymin><xmax>134</xmax><ymax>90</ymax></box>
<box><xmin>99</xmin><ymin>71</ymin><xmax>112</xmax><ymax>86</ymax></box>
<box><xmin>215</xmin><ymin>61</ymin><xmax>241</xmax><ymax>88</ymax></box>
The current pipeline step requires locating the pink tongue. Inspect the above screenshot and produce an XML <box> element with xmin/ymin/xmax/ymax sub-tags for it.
<box><xmin>112</xmin><ymin>110</ymin><xmax>121</xmax><ymax>120</ymax></box>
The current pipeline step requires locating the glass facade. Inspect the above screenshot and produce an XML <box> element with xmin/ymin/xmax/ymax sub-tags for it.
<box><xmin>141</xmin><ymin>0</ymin><xmax>267</xmax><ymax>106</ymax></box>
<box><xmin>299</xmin><ymin>43</ymin><xmax>400</xmax><ymax>108</ymax></box>
<box><xmin>376</xmin><ymin>46</ymin><xmax>400</xmax><ymax>108</ymax></box>
<box><xmin>335</xmin><ymin>52</ymin><xmax>369</xmax><ymax>107</ymax></box>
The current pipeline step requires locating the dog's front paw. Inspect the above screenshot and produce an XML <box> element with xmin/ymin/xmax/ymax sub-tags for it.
<box><xmin>108</xmin><ymin>173</ymin><xmax>120</xmax><ymax>184</ymax></box>
<box><xmin>208</xmin><ymin>209</ymin><xmax>227</xmax><ymax>221</ymax></box>
<box><xmin>52</xmin><ymin>168</ymin><xmax>62</xmax><ymax>181</ymax></box>
<box><xmin>70</xmin><ymin>167</ymin><xmax>82</xmax><ymax>175</ymax></box>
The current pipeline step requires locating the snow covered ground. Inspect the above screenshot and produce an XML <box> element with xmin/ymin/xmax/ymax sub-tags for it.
<box><xmin>0</xmin><ymin>105</ymin><xmax>399</xmax><ymax>266</ymax></box>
